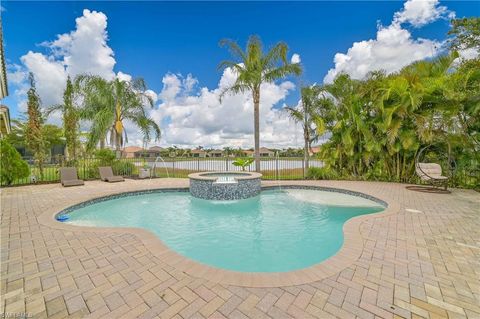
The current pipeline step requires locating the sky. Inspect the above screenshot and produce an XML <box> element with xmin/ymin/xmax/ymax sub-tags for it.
<box><xmin>1</xmin><ymin>0</ymin><xmax>479</xmax><ymax>148</ymax></box>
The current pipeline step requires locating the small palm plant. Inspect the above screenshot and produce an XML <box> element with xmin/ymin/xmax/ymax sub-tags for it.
<box><xmin>232</xmin><ymin>157</ymin><xmax>254</xmax><ymax>171</ymax></box>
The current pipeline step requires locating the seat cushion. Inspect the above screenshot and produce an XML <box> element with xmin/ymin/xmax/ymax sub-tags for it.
<box><xmin>62</xmin><ymin>179</ymin><xmax>85</xmax><ymax>187</ymax></box>
<box><xmin>430</xmin><ymin>175</ymin><xmax>448</xmax><ymax>180</ymax></box>
<box><xmin>106</xmin><ymin>176</ymin><xmax>124</xmax><ymax>182</ymax></box>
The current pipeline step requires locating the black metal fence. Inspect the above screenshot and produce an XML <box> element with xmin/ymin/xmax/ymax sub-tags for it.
<box><xmin>4</xmin><ymin>157</ymin><xmax>324</xmax><ymax>186</ymax></box>
<box><xmin>4</xmin><ymin>156</ymin><xmax>478</xmax><ymax>189</ymax></box>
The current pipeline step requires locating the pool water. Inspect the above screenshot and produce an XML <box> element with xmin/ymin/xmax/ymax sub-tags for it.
<box><xmin>64</xmin><ymin>189</ymin><xmax>384</xmax><ymax>272</ymax></box>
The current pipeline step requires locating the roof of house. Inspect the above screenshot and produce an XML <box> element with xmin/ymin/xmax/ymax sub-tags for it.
<box><xmin>122</xmin><ymin>146</ymin><xmax>143</xmax><ymax>153</ymax></box>
<box><xmin>134</xmin><ymin>149</ymin><xmax>163</xmax><ymax>154</ymax></box>
<box><xmin>209</xmin><ymin>150</ymin><xmax>223</xmax><ymax>153</ymax></box>
<box><xmin>191</xmin><ymin>149</ymin><xmax>207</xmax><ymax>153</ymax></box>
<box><xmin>0</xmin><ymin>23</ymin><xmax>8</xmax><ymax>99</ymax></box>
<box><xmin>149</xmin><ymin>146</ymin><xmax>165</xmax><ymax>151</ymax></box>
<box><xmin>259</xmin><ymin>147</ymin><xmax>273</xmax><ymax>152</ymax></box>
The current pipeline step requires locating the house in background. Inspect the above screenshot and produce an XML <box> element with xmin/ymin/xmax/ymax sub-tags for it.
<box><xmin>309</xmin><ymin>146</ymin><xmax>321</xmax><ymax>156</ymax></box>
<box><xmin>134</xmin><ymin>146</ymin><xmax>166</xmax><ymax>159</ymax></box>
<box><xmin>0</xmin><ymin>105</ymin><xmax>11</xmax><ymax>138</ymax></box>
<box><xmin>240</xmin><ymin>150</ymin><xmax>254</xmax><ymax>157</ymax></box>
<box><xmin>149</xmin><ymin>146</ymin><xmax>165</xmax><ymax>153</ymax></box>
<box><xmin>259</xmin><ymin>147</ymin><xmax>274</xmax><ymax>157</ymax></box>
<box><xmin>238</xmin><ymin>148</ymin><xmax>274</xmax><ymax>157</ymax></box>
<box><xmin>191</xmin><ymin>149</ymin><xmax>207</xmax><ymax>158</ymax></box>
<box><xmin>208</xmin><ymin>150</ymin><xmax>223</xmax><ymax>157</ymax></box>
<box><xmin>122</xmin><ymin>146</ymin><xmax>143</xmax><ymax>158</ymax></box>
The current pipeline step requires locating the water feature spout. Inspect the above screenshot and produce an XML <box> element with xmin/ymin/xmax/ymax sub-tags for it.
<box><xmin>151</xmin><ymin>156</ymin><xmax>170</xmax><ymax>179</ymax></box>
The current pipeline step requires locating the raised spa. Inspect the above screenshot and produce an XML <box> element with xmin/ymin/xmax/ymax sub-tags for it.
<box><xmin>188</xmin><ymin>171</ymin><xmax>262</xmax><ymax>200</ymax></box>
<box><xmin>59</xmin><ymin>187</ymin><xmax>385</xmax><ymax>272</ymax></box>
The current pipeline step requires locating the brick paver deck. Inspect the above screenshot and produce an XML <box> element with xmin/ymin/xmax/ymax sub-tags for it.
<box><xmin>1</xmin><ymin>179</ymin><xmax>479</xmax><ymax>318</ymax></box>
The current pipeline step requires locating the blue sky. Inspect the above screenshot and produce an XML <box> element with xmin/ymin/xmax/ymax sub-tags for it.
<box><xmin>1</xmin><ymin>1</ymin><xmax>479</xmax><ymax>148</ymax></box>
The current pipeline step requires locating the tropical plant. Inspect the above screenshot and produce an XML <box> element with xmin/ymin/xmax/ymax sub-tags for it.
<box><xmin>284</xmin><ymin>85</ymin><xmax>329</xmax><ymax>173</ymax></box>
<box><xmin>94</xmin><ymin>149</ymin><xmax>116</xmax><ymax>164</ymax></box>
<box><xmin>6</xmin><ymin>120</ymin><xmax>64</xmax><ymax>157</ymax></box>
<box><xmin>232</xmin><ymin>157</ymin><xmax>254</xmax><ymax>171</ymax></box>
<box><xmin>306</xmin><ymin>167</ymin><xmax>339</xmax><ymax>180</ymax></box>
<box><xmin>219</xmin><ymin>35</ymin><xmax>302</xmax><ymax>172</ymax></box>
<box><xmin>47</xmin><ymin>76</ymin><xmax>79</xmax><ymax>161</ymax></box>
<box><xmin>25</xmin><ymin>73</ymin><xmax>46</xmax><ymax>180</ymax></box>
<box><xmin>76</xmin><ymin>75</ymin><xmax>161</xmax><ymax>154</ymax></box>
<box><xmin>0</xmin><ymin>139</ymin><xmax>30</xmax><ymax>185</ymax></box>
<box><xmin>448</xmin><ymin>17</ymin><xmax>480</xmax><ymax>51</ymax></box>
<box><xmin>317</xmin><ymin>46</ymin><xmax>479</xmax><ymax>186</ymax></box>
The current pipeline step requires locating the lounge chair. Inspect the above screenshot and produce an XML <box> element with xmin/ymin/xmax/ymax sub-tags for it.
<box><xmin>99</xmin><ymin>166</ymin><xmax>125</xmax><ymax>183</ymax></box>
<box><xmin>60</xmin><ymin>167</ymin><xmax>85</xmax><ymax>187</ymax></box>
<box><xmin>415</xmin><ymin>162</ymin><xmax>449</xmax><ymax>190</ymax></box>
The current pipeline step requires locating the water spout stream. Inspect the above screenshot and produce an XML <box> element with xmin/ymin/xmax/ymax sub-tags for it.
<box><xmin>151</xmin><ymin>156</ymin><xmax>170</xmax><ymax>179</ymax></box>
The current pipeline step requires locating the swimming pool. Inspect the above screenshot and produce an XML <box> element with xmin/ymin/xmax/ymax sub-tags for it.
<box><xmin>62</xmin><ymin>188</ymin><xmax>385</xmax><ymax>272</ymax></box>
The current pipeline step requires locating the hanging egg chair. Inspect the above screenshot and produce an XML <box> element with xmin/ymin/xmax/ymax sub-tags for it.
<box><xmin>411</xmin><ymin>143</ymin><xmax>455</xmax><ymax>193</ymax></box>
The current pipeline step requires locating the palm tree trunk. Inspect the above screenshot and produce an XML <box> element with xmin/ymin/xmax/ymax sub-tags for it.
<box><xmin>115</xmin><ymin>131</ymin><xmax>122</xmax><ymax>158</ymax></box>
<box><xmin>253</xmin><ymin>88</ymin><xmax>261</xmax><ymax>172</ymax></box>
<box><xmin>304</xmin><ymin>127</ymin><xmax>309</xmax><ymax>176</ymax></box>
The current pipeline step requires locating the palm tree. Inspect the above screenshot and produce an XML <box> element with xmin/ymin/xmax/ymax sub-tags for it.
<box><xmin>284</xmin><ymin>85</ymin><xmax>327</xmax><ymax>174</ymax></box>
<box><xmin>76</xmin><ymin>75</ymin><xmax>161</xmax><ymax>154</ymax></box>
<box><xmin>219</xmin><ymin>35</ymin><xmax>302</xmax><ymax>172</ymax></box>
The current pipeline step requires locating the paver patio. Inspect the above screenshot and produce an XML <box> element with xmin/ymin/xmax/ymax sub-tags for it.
<box><xmin>1</xmin><ymin>179</ymin><xmax>479</xmax><ymax>318</ymax></box>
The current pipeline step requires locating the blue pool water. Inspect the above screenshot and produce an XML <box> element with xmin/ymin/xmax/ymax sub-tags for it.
<box><xmin>64</xmin><ymin>189</ymin><xmax>384</xmax><ymax>272</ymax></box>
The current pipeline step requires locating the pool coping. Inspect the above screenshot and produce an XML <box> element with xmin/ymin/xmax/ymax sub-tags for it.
<box><xmin>188</xmin><ymin>171</ymin><xmax>263</xmax><ymax>181</ymax></box>
<box><xmin>38</xmin><ymin>184</ymin><xmax>400</xmax><ymax>288</ymax></box>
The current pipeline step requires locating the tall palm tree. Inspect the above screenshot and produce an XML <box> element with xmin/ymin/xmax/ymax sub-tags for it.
<box><xmin>284</xmin><ymin>85</ymin><xmax>327</xmax><ymax>174</ymax></box>
<box><xmin>76</xmin><ymin>75</ymin><xmax>161</xmax><ymax>154</ymax></box>
<box><xmin>219</xmin><ymin>35</ymin><xmax>302</xmax><ymax>172</ymax></box>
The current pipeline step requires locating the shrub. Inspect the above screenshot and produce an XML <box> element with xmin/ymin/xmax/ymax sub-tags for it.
<box><xmin>94</xmin><ymin>149</ymin><xmax>116</xmax><ymax>165</ymax></box>
<box><xmin>112</xmin><ymin>160</ymin><xmax>135</xmax><ymax>176</ymax></box>
<box><xmin>0</xmin><ymin>139</ymin><xmax>30</xmax><ymax>185</ymax></box>
<box><xmin>306</xmin><ymin>167</ymin><xmax>339</xmax><ymax>180</ymax></box>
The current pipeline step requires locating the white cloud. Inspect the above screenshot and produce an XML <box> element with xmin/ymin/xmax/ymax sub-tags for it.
<box><xmin>20</xmin><ymin>51</ymin><xmax>68</xmax><ymax>107</ymax></box>
<box><xmin>324</xmin><ymin>0</ymin><xmax>453</xmax><ymax>83</ymax></box>
<box><xmin>138</xmin><ymin>70</ymin><xmax>302</xmax><ymax>149</ymax></box>
<box><xmin>291</xmin><ymin>53</ymin><xmax>301</xmax><ymax>64</ymax></box>
<box><xmin>394</xmin><ymin>0</ymin><xmax>454</xmax><ymax>27</ymax></box>
<box><xmin>49</xmin><ymin>9</ymin><xmax>115</xmax><ymax>79</ymax></box>
<box><xmin>15</xmin><ymin>9</ymin><xmax>116</xmax><ymax>109</ymax></box>
<box><xmin>116</xmin><ymin>71</ymin><xmax>132</xmax><ymax>82</ymax></box>
<box><xmin>7</xmin><ymin>65</ymin><xmax>27</xmax><ymax>85</ymax></box>
<box><xmin>458</xmin><ymin>48</ymin><xmax>479</xmax><ymax>60</ymax></box>
<box><xmin>144</xmin><ymin>90</ymin><xmax>158</xmax><ymax>104</ymax></box>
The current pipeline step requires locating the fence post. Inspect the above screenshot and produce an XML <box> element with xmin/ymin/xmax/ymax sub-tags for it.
<box><xmin>197</xmin><ymin>157</ymin><xmax>200</xmax><ymax>171</ymax></box>
<box><xmin>275</xmin><ymin>156</ymin><xmax>279</xmax><ymax>180</ymax></box>
<box><xmin>226</xmin><ymin>157</ymin><xmax>228</xmax><ymax>171</ymax></box>
<box><xmin>302</xmin><ymin>157</ymin><xmax>305</xmax><ymax>179</ymax></box>
<box><xmin>173</xmin><ymin>157</ymin><xmax>176</xmax><ymax>178</ymax></box>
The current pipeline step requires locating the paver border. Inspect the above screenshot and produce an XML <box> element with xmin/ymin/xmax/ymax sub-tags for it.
<box><xmin>38</xmin><ymin>184</ymin><xmax>400</xmax><ymax>287</ymax></box>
